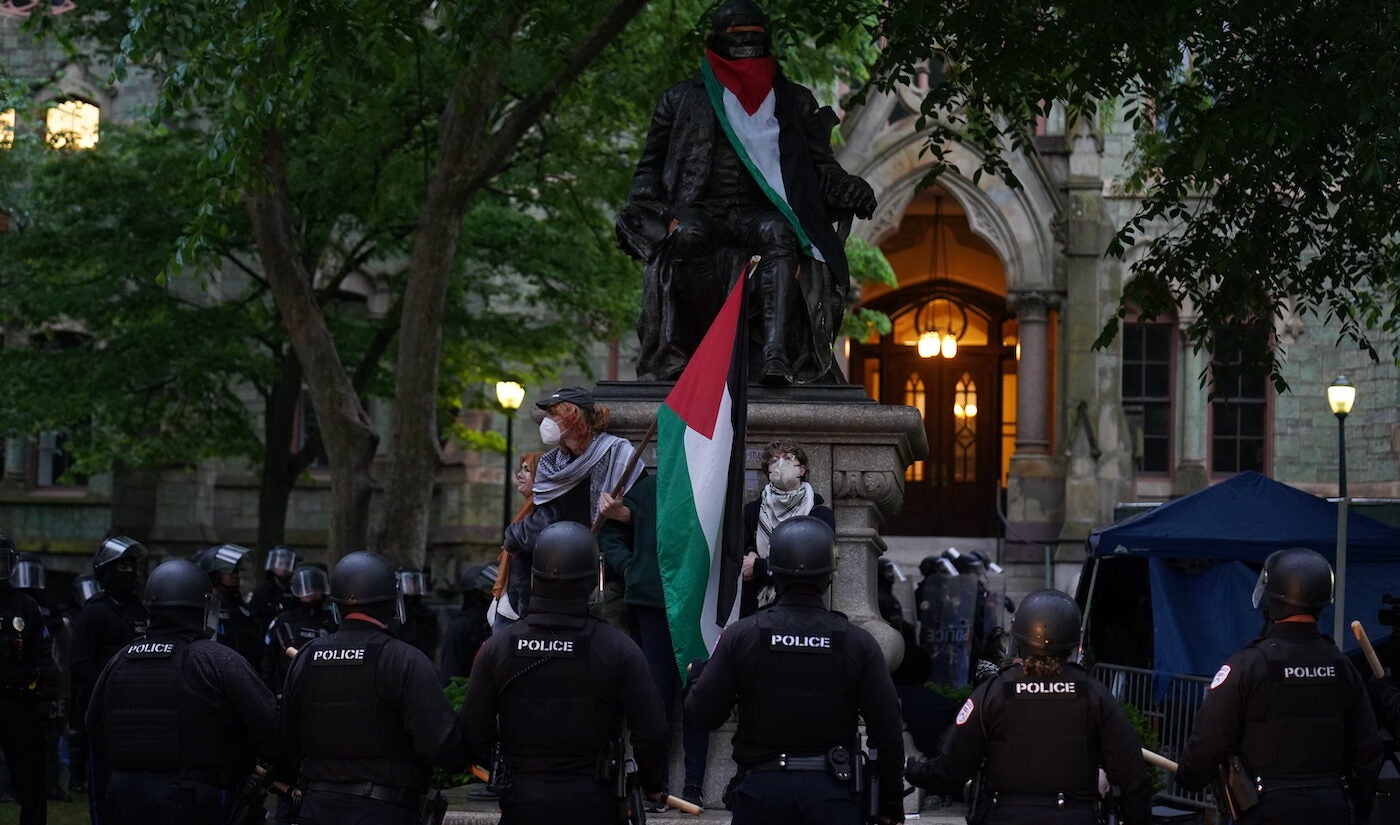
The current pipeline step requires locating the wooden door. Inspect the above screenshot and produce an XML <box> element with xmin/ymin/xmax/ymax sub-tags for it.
<box><xmin>883</xmin><ymin>352</ymin><xmax>1001</xmax><ymax>536</ymax></box>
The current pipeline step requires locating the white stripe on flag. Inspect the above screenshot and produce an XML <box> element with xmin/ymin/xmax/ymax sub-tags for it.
<box><xmin>685</xmin><ymin>385</ymin><xmax>737</xmax><ymax>651</ymax></box>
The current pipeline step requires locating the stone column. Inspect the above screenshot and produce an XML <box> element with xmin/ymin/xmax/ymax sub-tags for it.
<box><xmin>1173</xmin><ymin>309</ymin><xmax>1210</xmax><ymax>496</ymax></box>
<box><xmin>1005</xmin><ymin>290</ymin><xmax>1064</xmax><ymax>554</ymax></box>
<box><xmin>1008</xmin><ymin>290</ymin><xmax>1060</xmax><ymax>457</ymax></box>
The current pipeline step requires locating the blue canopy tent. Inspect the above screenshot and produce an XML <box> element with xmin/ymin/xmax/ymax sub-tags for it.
<box><xmin>1086</xmin><ymin>471</ymin><xmax>1400</xmax><ymax>679</ymax></box>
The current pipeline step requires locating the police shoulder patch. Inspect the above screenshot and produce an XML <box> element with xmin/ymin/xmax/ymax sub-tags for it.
<box><xmin>955</xmin><ymin>697</ymin><xmax>975</xmax><ymax>726</ymax></box>
<box><xmin>1209</xmin><ymin>664</ymin><xmax>1231</xmax><ymax>690</ymax></box>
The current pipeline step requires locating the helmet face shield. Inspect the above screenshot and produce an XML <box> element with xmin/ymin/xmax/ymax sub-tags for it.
<box><xmin>1252</xmin><ymin>567</ymin><xmax>1268</xmax><ymax>610</ymax></box>
<box><xmin>397</xmin><ymin>571</ymin><xmax>428</xmax><ymax>597</ymax></box>
<box><xmin>289</xmin><ymin>567</ymin><xmax>329</xmax><ymax>599</ymax></box>
<box><xmin>0</xmin><ymin>549</ymin><xmax>17</xmax><ymax>582</ymax></box>
<box><xmin>265</xmin><ymin>547</ymin><xmax>297</xmax><ymax>577</ymax></box>
<box><xmin>11</xmin><ymin>560</ymin><xmax>44</xmax><ymax>590</ymax></box>
<box><xmin>74</xmin><ymin>576</ymin><xmax>103</xmax><ymax>604</ymax></box>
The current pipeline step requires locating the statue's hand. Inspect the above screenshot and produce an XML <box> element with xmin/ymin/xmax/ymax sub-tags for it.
<box><xmin>825</xmin><ymin>175</ymin><xmax>877</xmax><ymax>220</ymax></box>
<box><xmin>616</xmin><ymin>200</ymin><xmax>672</xmax><ymax>261</ymax></box>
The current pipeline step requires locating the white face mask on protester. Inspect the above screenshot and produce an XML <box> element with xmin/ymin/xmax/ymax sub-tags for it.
<box><xmin>539</xmin><ymin>417</ymin><xmax>565</xmax><ymax>446</ymax></box>
<box><xmin>768</xmin><ymin>457</ymin><xmax>803</xmax><ymax>492</ymax></box>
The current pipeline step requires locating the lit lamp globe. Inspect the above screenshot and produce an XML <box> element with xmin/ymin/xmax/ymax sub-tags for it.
<box><xmin>1326</xmin><ymin>375</ymin><xmax>1355</xmax><ymax>417</ymax></box>
<box><xmin>495</xmin><ymin>381</ymin><xmax>525</xmax><ymax>412</ymax></box>
<box><xmin>917</xmin><ymin>331</ymin><xmax>939</xmax><ymax>359</ymax></box>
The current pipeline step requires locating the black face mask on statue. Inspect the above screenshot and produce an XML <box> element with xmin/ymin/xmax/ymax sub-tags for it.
<box><xmin>709</xmin><ymin>28</ymin><xmax>770</xmax><ymax>60</ymax></box>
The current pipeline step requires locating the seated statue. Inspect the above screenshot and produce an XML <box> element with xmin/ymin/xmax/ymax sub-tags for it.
<box><xmin>615</xmin><ymin>0</ymin><xmax>877</xmax><ymax>385</ymax></box>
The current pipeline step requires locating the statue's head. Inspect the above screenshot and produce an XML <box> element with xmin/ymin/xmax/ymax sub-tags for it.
<box><xmin>708</xmin><ymin>0</ymin><xmax>771</xmax><ymax>60</ymax></box>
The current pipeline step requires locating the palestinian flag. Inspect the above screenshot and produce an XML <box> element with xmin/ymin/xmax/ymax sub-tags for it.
<box><xmin>701</xmin><ymin>50</ymin><xmax>847</xmax><ymax>285</ymax></box>
<box><xmin>655</xmin><ymin>263</ymin><xmax>751</xmax><ymax>683</ymax></box>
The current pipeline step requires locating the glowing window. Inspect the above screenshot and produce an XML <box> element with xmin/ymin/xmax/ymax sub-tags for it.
<box><xmin>904</xmin><ymin>372</ymin><xmax>926</xmax><ymax>482</ymax></box>
<box><xmin>952</xmin><ymin>373</ymin><xmax>978</xmax><ymax>482</ymax></box>
<box><xmin>46</xmin><ymin>100</ymin><xmax>100</xmax><ymax>149</ymax></box>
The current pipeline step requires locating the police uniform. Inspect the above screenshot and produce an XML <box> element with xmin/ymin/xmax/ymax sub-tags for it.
<box><xmin>260</xmin><ymin>601</ymin><xmax>336</xmax><ymax>693</ymax></box>
<box><xmin>461</xmin><ymin>596</ymin><xmax>668</xmax><ymax>825</ymax></box>
<box><xmin>1177</xmin><ymin>620</ymin><xmax>1383</xmax><ymax>824</ymax></box>
<box><xmin>248</xmin><ymin>577</ymin><xmax>293</xmax><ymax>645</ymax></box>
<box><xmin>685</xmin><ymin>591</ymin><xmax>907</xmax><ymax>825</ymax></box>
<box><xmin>0</xmin><ymin>585</ymin><xmax>57</xmax><ymax>825</ymax></box>
<box><xmin>279</xmin><ymin>616</ymin><xmax>468</xmax><ymax>825</ymax></box>
<box><xmin>910</xmin><ymin>660</ymin><xmax>1152</xmax><ymax>825</ymax></box>
<box><xmin>85</xmin><ymin>625</ymin><xmax>277</xmax><ymax>825</ymax></box>
<box><xmin>70</xmin><ymin>586</ymin><xmax>149</xmax><ymax>813</ymax></box>
<box><xmin>213</xmin><ymin>589</ymin><xmax>262</xmax><ymax>667</ymax></box>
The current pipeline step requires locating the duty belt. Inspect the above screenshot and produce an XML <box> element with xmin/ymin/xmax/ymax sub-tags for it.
<box><xmin>1255</xmin><ymin>775</ymin><xmax>1346</xmax><ymax>793</ymax></box>
<box><xmin>990</xmin><ymin>791</ymin><xmax>1098</xmax><ymax>809</ymax></box>
<box><xmin>750</xmin><ymin>754</ymin><xmax>829</xmax><ymax>772</ymax></box>
<box><xmin>303</xmin><ymin>780</ymin><xmax>420</xmax><ymax>808</ymax></box>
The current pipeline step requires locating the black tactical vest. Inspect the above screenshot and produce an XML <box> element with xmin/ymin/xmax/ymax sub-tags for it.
<box><xmin>497</xmin><ymin>620</ymin><xmax>613</xmax><ymax>772</ymax></box>
<box><xmin>99</xmin><ymin>634</ymin><xmax>248</xmax><ymax>776</ymax></box>
<box><xmin>294</xmin><ymin>631</ymin><xmax>423</xmax><ymax>789</ymax></box>
<box><xmin>735</xmin><ymin>608</ymin><xmax>855</xmax><ymax>761</ymax></box>
<box><xmin>1239</xmin><ymin>635</ymin><xmax>1350</xmax><ymax>778</ymax></box>
<box><xmin>984</xmin><ymin>666</ymin><xmax>1098</xmax><ymax>797</ymax></box>
<box><xmin>0</xmin><ymin>591</ymin><xmax>38</xmax><ymax>690</ymax></box>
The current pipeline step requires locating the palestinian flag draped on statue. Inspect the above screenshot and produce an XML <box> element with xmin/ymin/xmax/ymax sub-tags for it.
<box><xmin>655</xmin><ymin>265</ymin><xmax>750</xmax><ymax>683</ymax></box>
<box><xmin>700</xmin><ymin>49</ymin><xmax>848</xmax><ymax>286</ymax></box>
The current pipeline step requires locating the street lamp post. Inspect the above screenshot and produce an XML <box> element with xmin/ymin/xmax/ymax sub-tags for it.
<box><xmin>496</xmin><ymin>381</ymin><xmax>525</xmax><ymax>536</ymax></box>
<box><xmin>1327</xmin><ymin>375</ymin><xmax>1356</xmax><ymax>647</ymax></box>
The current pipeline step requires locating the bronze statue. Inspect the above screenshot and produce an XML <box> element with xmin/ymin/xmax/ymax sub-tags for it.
<box><xmin>616</xmin><ymin>0</ymin><xmax>876</xmax><ymax>385</ymax></box>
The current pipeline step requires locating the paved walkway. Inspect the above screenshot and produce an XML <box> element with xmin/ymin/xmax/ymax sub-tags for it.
<box><xmin>441</xmin><ymin>787</ymin><xmax>970</xmax><ymax>824</ymax></box>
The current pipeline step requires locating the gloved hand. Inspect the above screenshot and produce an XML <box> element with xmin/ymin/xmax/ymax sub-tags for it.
<box><xmin>904</xmin><ymin>756</ymin><xmax>933</xmax><ymax>790</ymax></box>
<box><xmin>823</xmin><ymin>174</ymin><xmax>877</xmax><ymax>220</ymax></box>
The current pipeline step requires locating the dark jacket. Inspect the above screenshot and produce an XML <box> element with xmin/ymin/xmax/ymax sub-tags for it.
<box><xmin>598</xmin><ymin>473</ymin><xmax>664</xmax><ymax>609</ymax></box>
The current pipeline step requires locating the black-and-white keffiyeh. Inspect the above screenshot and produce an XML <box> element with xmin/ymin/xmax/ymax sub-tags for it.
<box><xmin>532</xmin><ymin>433</ymin><xmax>642</xmax><ymax>523</ymax></box>
<box><xmin>756</xmin><ymin>481</ymin><xmax>816</xmax><ymax>558</ymax></box>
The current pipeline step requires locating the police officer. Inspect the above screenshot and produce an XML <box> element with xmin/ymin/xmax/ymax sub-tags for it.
<box><xmin>261</xmin><ymin>565</ymin><xmax>337</xmax><ymax>693</ymax></box>
<box><xmin>394</xmin><ymin>568</ymin><xmax>442</xmax><ymax>665</ymax></box>
<box><xmin>1177</xmin><ymin>548</ymin><xmax>1382</xmax><ymax>824</ymax></box>
<box><xmin>63</xmin><ymin>572</ymin><xmax>101</xmax><ymax>795</ymax></box>
<box><xmin>0</xmin><ymin>529</ymin><xmax>57</xmax><ymax>825</ymax></box>
<box><xmin>460</xmin><ymin>522</ymin><xmax>669</xmax><ymax>825</ymax></box>
<box><xmin>441</xmin><ymin>563</ymin><xmax>494</xmax><ymax>682</ymax></box>
<box><xmin>279</xmin><ymin>550</ymin><xmax>467</xmax><ymax>825</ymax></box>
<box><xmin>13</xmin><ymin>552</ymin><xmax>71</xmax><ymax>803</ymax></box>
<box><xmin>70</xmin><ymin>535</ymin><xmax>150</xmax><ymax>815</ymax></box>
<box><xmin>248</xmin><ymin>545</ymin><xmax>299</xmax><ymax>652</ymax></box>
<box><xmin>85</xmin><ymin>559</ymin><xmax>277</xmax><ymax>825</ymax></box>
<box><xmin>194</xmin><ymin>543</ymin><xmax>262</xmax><ymax>666</ymax></box>
<box><xmin>905</xmin><ymin>589</ymin><xmax>1151</xmax><ymax>825</ymax></box>
<box><xmin>686</xmin><ymin>516</ymin><xmax>906</xmax><ymax>825</ymax></box>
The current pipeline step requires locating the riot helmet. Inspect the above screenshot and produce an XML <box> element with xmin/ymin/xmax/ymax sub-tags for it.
<box><xmin>1252</xmin><ymin>547</ymin><xmax>1333</xmax><ymax>620</ymax></box>
<box><xmin>397</xmin><ymin>569</ymin><xmax>429</xmax><ymax>598</ymax></box>
<box><xmin>531</xmin><ymin>522</ymin><xmax>598</xmax><ymax>601</ymax></box>
<box><xmin>144</xmin><ymin>559</ymin><xmax>219</xmax><ymax>634</ymax></box>
<box><xmin>197</xmin><ymin>543</ymin><xmax>251</xmax><ymax>576</ymax></box>
<box><xmin>265</xmin><ymin>546</ymin><xmax>298</xmax><ymax>578</ymax></box>
<box><xmin>768</xmin><ymin>516</ymin><xmax>836</xmax><ymax>594</ymax></box>
<box><xmin>13</xmin><ymin>553</ymin><xmax>45</xmax><ymax>590</ymax></box>
<box><xmin>289</xmin><ymin>566</ymin><xmax>330</xmax><ymax>600</ymax></box>
<box><xmin>329</xmin><ymin>550</ymin><xmax>404</xmax><ymax>624</ymax></box>
<box><xmin>707</xmin><ymin>0</ymin><xmax>771</xmax><ymax>60</ymax></box>
<box><xmin>72</xmin><ymin>574</ymin><xmax>102</xmax><ymax>605</ymax></box>
<box><xmin>461</xmin><ymin>563</ymin><xmax>497</xmax><ymax>596</ymax></box>
<box><xmin>1011</xmin><ymin>589</ymin><xmax>1081</xmax><ymax>659</ymax></box>
<box><xmin>92</xmin><ymin>536</ymin><xmax>147</xmax><ymax>593</ymax></box>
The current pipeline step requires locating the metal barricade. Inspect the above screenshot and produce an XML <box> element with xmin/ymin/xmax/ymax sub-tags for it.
<box><xmin>1091</xmin><ymin>663</ymin><xmax>1213</xmax><ymax>810</ymax></box>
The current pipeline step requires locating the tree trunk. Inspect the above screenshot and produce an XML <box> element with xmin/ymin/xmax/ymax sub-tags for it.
<box><xmin>247</xmin><ymin>127</ymin><xmax>379</xmax><ymax>562</ymax></box>
<box><xmin>374</xmin><ymin>0</ymin><xmax>655</xmax><ymax>570</ymax></box>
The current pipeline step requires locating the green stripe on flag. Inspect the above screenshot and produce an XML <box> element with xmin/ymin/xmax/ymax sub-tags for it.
<box><xmin>655</xmin><ymin>404</ymin><xmax>715</xmax><ymax>684</ymax></box>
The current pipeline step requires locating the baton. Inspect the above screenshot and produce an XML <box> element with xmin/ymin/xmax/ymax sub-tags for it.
<box><xmin>1351</xmin><ymin>620</ymin><xmax>1386</xmax><ymax>678</ymax></box>
<box><xmin>253</xmin><ymin>764</ymin><xmax>295</xmax><ymax>796</ymax></box>
<box><xmin>470</xmin><ymin>764</ymin><xmax>491</xmax><ymax>783</ymax></box>
<box><xmin>285</xmin><ymin>645</ymin><xmax>299</xmax><ymax>659</ymax></box>
<box><xmin>664</xmin><ymin>794</ymin><xmax>702</xmax><ymax>815</ymax></box>
<box><xmin>1141</xmin><ymin>748</ymin><xmax>1178</xmax><ymax>773</ymax></box>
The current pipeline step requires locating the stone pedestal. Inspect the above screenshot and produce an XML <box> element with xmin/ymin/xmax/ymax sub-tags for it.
<box><xmin>595</xmin><ymin>382</ymin><xmax>928</xmax><ymax>802</ymax></box>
